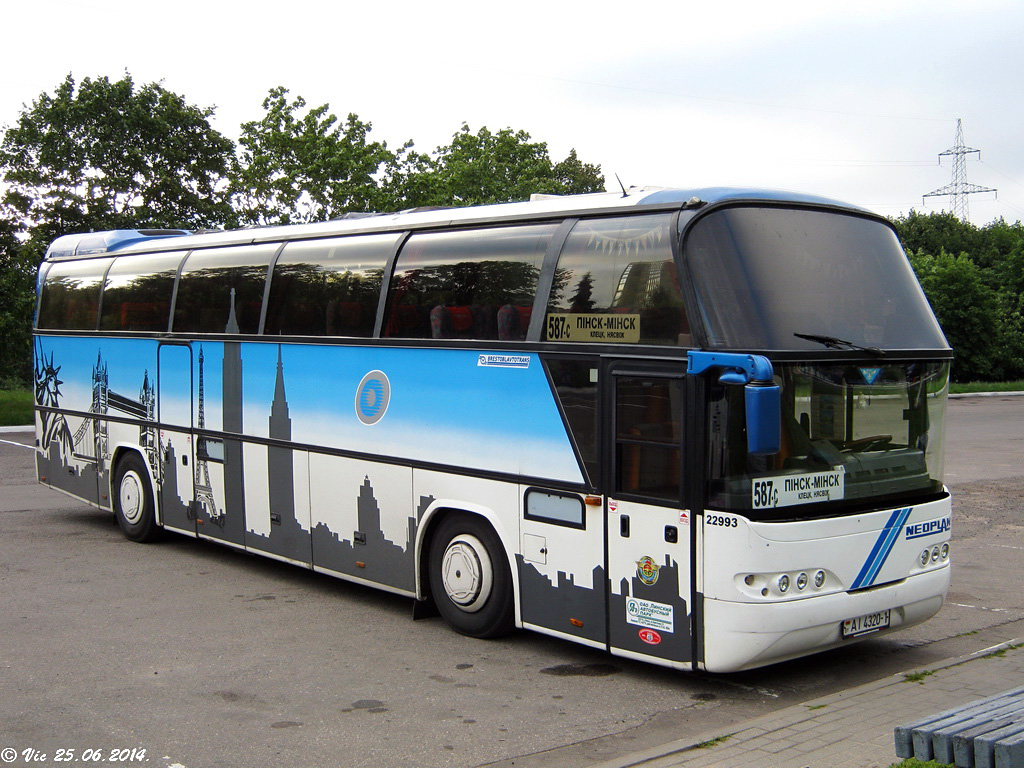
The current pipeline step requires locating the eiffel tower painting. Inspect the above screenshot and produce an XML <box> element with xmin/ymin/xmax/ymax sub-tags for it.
<box><xmin>193</xmin><ymin>346</ymin><xmax>220</xmax><ymax>524</ymax></box>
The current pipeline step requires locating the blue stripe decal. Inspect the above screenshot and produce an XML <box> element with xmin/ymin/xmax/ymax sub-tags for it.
<box><xmin>851</xmin><ymin>508</ymin><xmax>913</xmax><ymax>590</ymax></box>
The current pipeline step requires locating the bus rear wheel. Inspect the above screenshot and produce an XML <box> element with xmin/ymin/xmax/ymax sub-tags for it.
<box><xmin>429</xmin><ymin>514</ymin><xmax>514</xmax><ymax>638</ymax></box>
<box><xmin>113</xmin><ymin>453</ymin><xmax>161</xmax><ymax>543</ymax></box>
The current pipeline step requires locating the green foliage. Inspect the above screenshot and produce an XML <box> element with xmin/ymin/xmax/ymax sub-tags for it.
<box><xmin>389</xmin><ymin>124</ymin><xmax>604</xmax><ymax>209</ymax></box>
<box><xmin>894</xmin><ymin>212</ymin><xmax>1024</xmax><ymax>382</ymax></box>
<box><xmin>0</xmin><ymin>387</ymin><xmax>33</xmax><ymax>427</ymax></box>
<box><xmin>0</xmin><ymin>73</ymin><xmax>235</xmax><ymax>245</ymax></box>
<box><xmin>231</xmin><ymin>87</ymin><xmax>396</xmax><ymax>225</ymax></box>
<box><xmin>0</xmin><ymin>207</ymin><xmax>39</xmax><ymax>387</ymax></box>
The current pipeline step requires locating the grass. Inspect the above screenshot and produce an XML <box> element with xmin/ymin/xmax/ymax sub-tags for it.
<box><xmin>888</xmin><ymin>760</ymin><xmax>953</xmax><ymax>768</ymax></box>
<box><xmin>694</xmin><ymin>734</ymin><xmax>732</xmax><ymax>749</ymax></box>
<box><xmin>982</xmin><ymin>642</ymin><xmax>1024</xmax><ymax>659</ymax></box>
<box><xmin>0</xmin><ymin>388</ymin><xmax>33</xmax><ymax>427</ymax></box>
<box><xmin>902</xmin><ymin>670</ymin><xmax>935</xmax><ymax>684</ymax></box>
<box><xmin>950</xmin><ymin>380</ymin><xmax>1024</xmax><ymax>394</ymax></box>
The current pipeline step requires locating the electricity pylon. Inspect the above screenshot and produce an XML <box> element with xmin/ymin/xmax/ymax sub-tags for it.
<box><xmin>923</xmin><ymin>119</ymin><xmax>996</xmax><ymax>221</ymax></box>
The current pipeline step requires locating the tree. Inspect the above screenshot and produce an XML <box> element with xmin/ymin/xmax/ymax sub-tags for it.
<box><xmin>0</xmin><ymin>73</ymin><xmax>235</xmax><ymax>245</ymax></box>
<box><xmin>908</xmin><ymin>249</ymin><xmax>1001</xmax><ymax>382</ymax></box>
<box><xmin>0</xmin><ymin>207</ymin><xmax>39</xmax><ymax>387</ymax></box>
<box><xmin>388</xmin><ymin>124</ymin><xmax>604</xmax><ymax>209</ymax></box>
<box><xmin>230</xmin><ymin>87</ymin><xmax>396</xmax><ymax>225</ymax></box>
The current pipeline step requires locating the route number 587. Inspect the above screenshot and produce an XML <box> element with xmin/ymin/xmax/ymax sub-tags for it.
<box><xmin>752</xmin><ymin>480</ymin><xmax>779</xmax><ymax>509</ymax></box>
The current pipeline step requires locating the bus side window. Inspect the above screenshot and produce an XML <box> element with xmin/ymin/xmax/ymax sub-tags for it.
<box><xmin>545</xmin><ymin>215</ymin><xmax>691</xmax><ymax>346</ymax></box>
<box><xmin>382</xmin><ymin>224</ymin><xmax>555</xmax><ymax>341</ymax></box>
<box><xmin>544</xmin><ymin>358</ymin><xmax>599</xmax><ymax>486</ymax></box>
<box><xmin>173</xmin><ymin>245</ymin><xmax>278</xmax><ymax>334</ymax></box>
<box><xmin>615</xmin><ymin>376</ymin><xmax>683</xmax><ymax>501</ymax></box>
<box><xmin>99</xmin><ymin>252</ymin><xmax>185</xmax><ymax>332</ymax></box>
<box><xmin>263</xmin><ymin>234</ymin><xmax>397</xmax><ymax>337</ymax></box>
<box><xmin>37</xmin><ymin>258</ymin><xmax>113</xmax><ymax>330</ymax></box>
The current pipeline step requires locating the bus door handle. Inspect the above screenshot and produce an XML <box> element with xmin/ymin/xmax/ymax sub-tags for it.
<box><xmin>620</xmin><ymin>514</ymin><xmax>630</xmax><ymax>538</ymax></box>
<box><xmin>665</xmin><ymin>525</ymin><xmax>678</xmax><ymax>544</ymax></box>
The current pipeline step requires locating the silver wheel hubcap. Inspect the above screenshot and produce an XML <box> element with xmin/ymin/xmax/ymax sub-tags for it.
<box><xmin>440</xmin><ymin>534</ymin><xmax>493</xmax><ymax>613</ymax></box>
<box><xmin>119</xmin><ymin>470</ymin><xmax>144</xmax><ymax>525</ymax></box>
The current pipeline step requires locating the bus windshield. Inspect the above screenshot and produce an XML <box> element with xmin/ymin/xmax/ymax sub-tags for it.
<box><xmin>708</xmin><ymin>360</ymin><xmax>950</xmax><ymax>519</ymax></box>
<box><xmin>684</xmin><ymin>206</ymin><xmax>949</xmax><ymax>352</ymax></box>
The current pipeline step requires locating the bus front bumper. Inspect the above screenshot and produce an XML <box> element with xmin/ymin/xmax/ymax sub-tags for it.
<box><xmin>700</xmin><ymin>564</ymin><xmax>950</xmax><ymax>673</ymax></box>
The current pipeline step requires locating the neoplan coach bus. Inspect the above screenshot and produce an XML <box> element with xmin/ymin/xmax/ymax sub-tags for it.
<box><xmin>33</xmin><ymin>186</ymin><xmax>952</xmax><ymax>672</ymax></box>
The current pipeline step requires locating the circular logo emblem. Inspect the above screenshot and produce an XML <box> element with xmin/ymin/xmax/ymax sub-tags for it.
<box><xmin>638</xmin><ymin>628</ymin><xmax>662</xmax><ymax>645</ymax></box>
<box><xmin>356</xmin><ymin>371</ymin><xmax>390</xmax><ymax>425</ymax></box>
<box><xmin>636</xmin><ymin>556</ymin><xmax>660</xmax><ymax>586</ymax></box>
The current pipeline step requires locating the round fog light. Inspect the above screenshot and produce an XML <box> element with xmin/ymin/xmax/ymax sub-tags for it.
<box><xmin>941</xmin><ymin>543</ymin><xmax>950</xmax><ymax>560</ymax></box>
<box><xmin>778</xmin><ymin>574</ymin><xmax>790</xmax><ymax>593</ymax></box>
<box><xmin>796</xmin><ymin>572</ymin><xmax>808</xmax><ymax>590</ymax></box>
<box><xmin>814</xmin><ymin>570</ymin><xmax>826</xmax><ymax>588</ymax></box>
<box><xmin>920</xmin><ymin>549</ymin><xmax>930</xmax><ymax>567</ymax></box>
<box><xmin>931</xmin><ymin>546</ymin><xmax>941</xmax><ymax>563</ymax></box>
<box><xmin>745</xmin><ymin>574</ymin><xmax>755</xmax><ymax>586</ymax></box>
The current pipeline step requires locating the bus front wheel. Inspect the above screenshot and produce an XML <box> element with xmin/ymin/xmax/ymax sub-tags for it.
<box><xmin>428</xmin><ymin>514</ymin><xmax>514</xmax><ymax>638</ymax></box>
<box><xmin>113</xmin><ymin>453</ymin><xmax>161</xmax><ymax>543</ymax></box>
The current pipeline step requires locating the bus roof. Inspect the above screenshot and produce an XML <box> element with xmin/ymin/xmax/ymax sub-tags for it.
<box><xmin>43</xmin><ymin>186</ymin><xmax>866</xmax><ymax>261</ymax></box>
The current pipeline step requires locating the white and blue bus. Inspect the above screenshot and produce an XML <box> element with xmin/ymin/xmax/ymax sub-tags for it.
<box><xmin>33</xmin><ymin>187</ymin><xmax>952</xmax><ymax>672</ymax></box>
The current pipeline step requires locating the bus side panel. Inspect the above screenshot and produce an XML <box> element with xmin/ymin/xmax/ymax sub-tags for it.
<box><xmin>518</xmin><ymin>487</ymin><xmax>606</xmax><ymax>647</ymax></box>
<box><xmin>309</xmin><ymin>454</ymin><xmax>416</xmax><ymax>593</ymax></box>
<box><xmin>35</xmin><ymin>335</ymin><xmax>160</xmax><ymax>510</ymax></box>
<box><xmin>247</xmin><ymin>344</ymin><xmax>584</xmax><ymax>487</ymax></box>
<box><xmin>244</xmin><ymin>444</ymin><xmax>313</xmax><ymax>567</ymax></box>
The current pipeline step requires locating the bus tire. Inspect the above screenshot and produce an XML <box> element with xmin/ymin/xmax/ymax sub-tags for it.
<box><xmin>113</xmin><ymin>452</ymin><xmax>161</xmax><ymax>543</ymax></box>
<box><xmin>428</xmin><ymin>513</ymin><xmax>514</xmax><ymax>639</ymax></box>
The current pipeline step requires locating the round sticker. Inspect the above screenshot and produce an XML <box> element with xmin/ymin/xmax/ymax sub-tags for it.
<box><xmin>356</xmin><ymin>370</ymin><xmax>390</xmax><ymax>425</ymax></box>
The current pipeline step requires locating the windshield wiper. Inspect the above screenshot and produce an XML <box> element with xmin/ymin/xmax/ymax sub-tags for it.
<box><xmin>794</xmin><ymin>332</ymin><xmax>884</xmax><ymax>356</ymax></box>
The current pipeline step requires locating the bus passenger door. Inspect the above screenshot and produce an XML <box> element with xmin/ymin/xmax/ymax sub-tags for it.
<box><xmin>157</xmin><ymin>343</ymin><xmax>196</xmax><ymax>535</ymax></box>
<box><xmin>606</xmin><ymin>366</ymin><xmax>693</xmax><ymax>667</ymax></box>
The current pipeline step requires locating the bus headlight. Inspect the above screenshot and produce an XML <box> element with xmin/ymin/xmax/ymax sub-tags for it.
<box><xmin>737</xmin><ymin>568</ymin><xmax>836</xmax><ymax>599</ymax></box>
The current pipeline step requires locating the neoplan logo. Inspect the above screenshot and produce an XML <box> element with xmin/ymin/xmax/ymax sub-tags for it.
<box><xmin>905</xmin><ymin>516</ymin><xmax>951</xmax><ymax>540</ymax></box>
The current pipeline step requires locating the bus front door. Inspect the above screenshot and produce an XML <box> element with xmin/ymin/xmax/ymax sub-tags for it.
<box><xmin>605</xmin><ymin>367</ymin><xmax>693</xmax><ymax>667</ymax></box>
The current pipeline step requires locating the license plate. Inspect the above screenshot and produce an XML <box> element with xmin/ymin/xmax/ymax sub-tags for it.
<box><xmin>842</xmin><ymin>609</ymin><xmax>891</xmax><ymax>638</ymax></box>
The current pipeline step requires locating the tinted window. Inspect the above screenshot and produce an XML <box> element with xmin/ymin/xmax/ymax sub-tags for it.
<box><xmin>545</xmin><ymin>357</ymin><xmax>599</xmax><ymax>484</ymax></box>
<box><xmin>685</xmin><ymin>207</ymin><xmax>949</xmax><ymax>351</ymax></box>
<box><xmin>173</xmin><ymin>245</ymin><xmax>277</xmax><ymax>334</ymax></box>
<box><xmin>37</xmin><ymin>258</ymin><xmax>113</xmax><ymax>330</ymax></box>
<box><xmin>616</xmin><ymin>375</ymin><xmax>682</xmax><ymax>501</ymax></box>
<box><xmin>100</xmin><ymin>251</ymin><xmax>185</xmax><ymax>332</ymax></box>
<box><xmin>545</xmin><ymin>215</ymin><xmax>689</xmax><ymax>346</ymax></box>
<box><xmin>264</xmin><ymin>234</ymin><xmax>396</xmax><ymax>337</ymax></box>
<box><xmin>383</xmin><ymin>224</ymin><xmax>555</xmax><ymax>340</ymax></box>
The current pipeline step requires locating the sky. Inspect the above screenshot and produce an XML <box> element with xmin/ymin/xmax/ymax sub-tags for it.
<box><xmin>2</xmin><ymin>0</ymin><xmax>1022</xmax><ymax>225</ymax></box>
